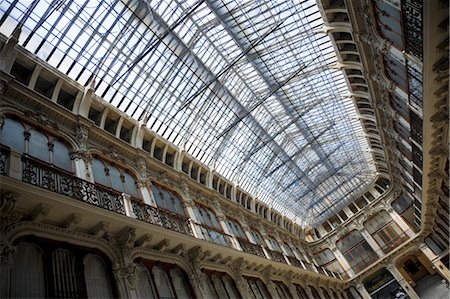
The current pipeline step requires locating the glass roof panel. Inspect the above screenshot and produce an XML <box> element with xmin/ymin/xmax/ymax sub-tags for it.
<box><xmin>0</xmin><ymin>0</ymin><xmax>377</xmax><ymax>226</ymax></box>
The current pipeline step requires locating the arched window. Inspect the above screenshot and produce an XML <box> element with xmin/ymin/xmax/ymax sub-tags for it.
<box><xmin>193</xmin><ymin>204</ymin><xmax>228</xmax><ymax>246</ymax></box>
<box><xmin>244</xmin><ymin>276</ymin><xmax>271</xmax><ymax>299</ymax></box>
<box><xmin>309</xmin><ymin>285</ymin><xmax>321</xmax><ymax>298</ymax></box>
<box><xmin>295</xmin><ymin>284</ymin><xmax>309</xmax><ymax>299</ymax></box>
<box><xmin>83</xmin><ymin>254</ymin><xmax>114</xmax><ymax>299</ymax></box>
<box><xmin>10</xmin><ymin>242</ymin><xmax>45</xmax><ymax>298</ymax></box>
<box><xmin>314</xmin><ymin>249</ymin><xmax>344</xmax><ymax>274</ymax></box>
<box><xmin>170</xmin><ymin>269</ymin><xmax>192</xmax><ymax>299</ymax></box>
<box><xmin>274</xmin><ymin>281</ymin><xmax>291</xmax><ymax>299</ymax></box>
<box><xmin>91</xmin><ymin>158</ymin><xmax>140</xmax><ymax>198</ymax></box>
<box><xmin>202</xmin><ymin>271</ymin><xmax>241</xmax><ymax>299</ymax></box>
<box><xmin>248</xmin><ymin>229</ymin><xmax>265</xmax><ymax>246</ymax></box>
<box><xmin>51</xmin><ymin>248</ymin><xmax>85</xmax><ymax>298</ymax></box>
<box><xmin>337</xmin><ymin>230</ymin><xmax>378</xmax><ymax>273</ymax></box>
<box><xmin>152</xmin><ymin>183</ymin><xmax>185</xmax><ymax>215</ymax></box>
<box><xmin>0</xmin><ymin>118</ymin><xmax>25</xmax><ymax>152</ymax></box>
<box><xmin>364</xmin><ymin>211</ymin><xmax>407</xmax><ymax>253</ymax></box>
<box><xmin>0</xmin><ymin>118</ymin><xmax>72</xmax><ymax>172</ymax></box>
<box><xmin>224</xmin><ymin>218</ymin><xmax>247</xmax><ymax>240</ymax></box>
<box><xmin>266</xmin><ymin>236</ymin><xmax>282</xmax><ymax>252</ymax></box>
<box><xmin>29</xmin><ymin>129</ymin><xmax>50</xmax><ymax>163</ymax></box>
<box><xmin>152</xmin><ymin>266</ymin><xmax>175</xmax><ymax>299</ymax></box>
<box><xmin>135</xmin><ymin>264</ymin><xmax>157</xmax><ymax>299</ymax></box>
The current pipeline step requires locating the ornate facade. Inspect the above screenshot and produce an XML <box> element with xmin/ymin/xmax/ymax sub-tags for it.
<box><xmin>0</xmin><ymin>0</ymin><xmax>448</xmax><ymax>298</ymax></box>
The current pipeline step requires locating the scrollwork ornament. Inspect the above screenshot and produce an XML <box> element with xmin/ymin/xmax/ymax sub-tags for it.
<box><xmin>0</xmin><ymin>241</ymin><xmax>16</xmax><ymax>266</ymax></box>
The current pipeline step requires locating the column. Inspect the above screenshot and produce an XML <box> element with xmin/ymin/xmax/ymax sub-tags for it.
<box><xmin>386</xmin><ymin>264</ymin><xmax>420</xmax><ymax>299</ymax></box>
<box><xmin>359</xmin><ymin>225</ymin><xmax>385</xmax><ymax>258</ymax></box>
<box><xmin>388</xmin><ymin>207</ymin><xmax>415</xmax><ymax>238</ymax></box>
<box><xmin>332</xmin><ymin>246</ymin><xmax>355</xmax><ymax>277</ymax></box>
<box><xmin>419</xmin><ymin>242</ymin><xmax>450</xmax><ymax>282</ymax></box>
<box><xmin>355</xmin><ymin>283</ymin><xmax>371</xmax><ymax>299</ymax></box>
<box><xmin>234</xmin><ymin>277</ymin><xmax>252</xmax><ymax>299</ymax></box>
<box><xmin>265</xmin><ymin>280</ymin><xmax>280</xmax><ymax>299</ymax></box>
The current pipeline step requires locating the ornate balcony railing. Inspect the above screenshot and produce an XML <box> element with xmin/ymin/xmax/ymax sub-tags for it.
<box><xmin>237</xmin><ymin>238</ymin><xmax>266</xmax><ymax>258</ymax></box>
<box><xmin>266</xmin><ymin>248</ymin><xmax>287</xmax><ymax>264</ymax></box>
<box><xmin>192</xmin><ymin>222</ymin><xmax>232</xmax><ymax>247</ymax></box>
<box><xmin>21</xmin><ymin>155</ymin><xmax>126</xmax><ymax>215</ymax></box>
<box><xmin>0</xmin><ymin>145</ymin><xmax>8</xmax><ymax>175</ymax></box>
<box><xmin>131</xmin><ymin>200</ymin><xmax>193</xmax><ymax>236</ymax></box>
<box><xmin>402</xmin><ymin>0</ymin><xmax>423</xmax><ymax>60</ymax></box>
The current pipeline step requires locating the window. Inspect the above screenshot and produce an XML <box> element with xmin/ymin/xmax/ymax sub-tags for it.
<box><xmin>295</xmin><ymin>284</ymin><xmax>309</xmax><ymax>299</ymax></box>
<box><xmin>248</xmin><ymin>229</ymin><xmax>265</xmax><ymax>246</ymax></box>
<box><xmin>0</xmin><ymin>117</ymin><xmax>72</xmax><ymax>172</ymax></box>
<box><xmin>267</xmin><ymin>236</ymin><xmax>282</xmax><ymax>252</ymax></box>
<box><xmin>224</xmin><ymin>218</ymin><xmax>247</xmax><ymax>240</ymax></box>
<box><xmin>364</xmin><ymin>211</ymin><xmax>407</xmax><ymax>253</ymax></box>
<box><xmin>152</xmin><ymin>183</ymin><xmax>186</xmax><ymax>216</ymax></box>
<box><xmin>337</xmin><ymin>230</ymin><xmax>378</xmax><ymax>273</ymax></box>
<box><xmin>203</xmin><ymin>270</ymin><xmax>241</xmax><ymax>299</ymax></box>
<box><xmin>274</xmin><ymin>281</ymin><xmax>291</xmax><ymax>299</ymax></box>
<box><xmin>91</xmin><ymin>158</ymin><xmax>140</xmax><ymax>198</ymax></box>
<box><xmin>135</xmin><ymin>261</ymin><xmax>194</xmax><ymax>299</ymax></box>
<box><xmin>244</xmin><ymin>276</ymin><xmax>271</xmax><ymax>299</ymax></box>
<box><xmin>10</xmin><ymin>240</ymin><xmax>115</xmax><ymax>298</ymax></box>
<box><xmin>193</xmin><ymin>205</ymin><xmax>228</xmax><ymax>246</ymax></box>
<box><xmin>314</xmin><ymin>249</ymin><xmax>344</xmax><ymax>274</ymax></box>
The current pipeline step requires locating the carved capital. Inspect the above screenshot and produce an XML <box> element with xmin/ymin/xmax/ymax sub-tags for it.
<box><xmin>0</xmin><ymin>241</ymin><xmax>16</xmax><ymax>267</ymax></box>
<box><xmin>113</xmin><ymin>262</ymin><xmax>138</xmax><ymax>289</ymax></box>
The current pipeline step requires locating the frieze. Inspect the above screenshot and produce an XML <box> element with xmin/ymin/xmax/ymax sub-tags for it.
<box><xmin>24</xmin><ymin>109</ymin><xmax>59</xmax><ymax>130</ymax></box>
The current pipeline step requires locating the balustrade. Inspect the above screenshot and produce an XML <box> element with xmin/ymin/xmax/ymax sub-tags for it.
<box><xmin>266</xmin><ymin>248</ymin><xmax>287</xmax><ymax>264</ymax></box>
<box><xmin>131</xmin><ymin>199</ymin><xmax>193</xmax><ymax>236</ymax></box>
<box><xmin>237</xmin><ymin>238</ymin><xmax>266</xmax><ymax>258</ymax></box>
<box><xmin>0</xmin><ymin>153</ymin><xmax>354</xmax><ymax>280</ymax></box>
<box><xmin>21</xmin><ymin>155</ymin><xmax>126</xmax><ymax>215</ymax></box>
<box><xmin>0</xmin><ymin>145</ymin><xmax>8</xmax><ymax>175</ymax></box>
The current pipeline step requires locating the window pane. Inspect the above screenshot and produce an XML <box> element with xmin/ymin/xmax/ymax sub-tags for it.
<box><xmin>29</xmin><ymin>130</ymin><xmax>49</xmax><ymax>162</ymax></box>
<box><xmin>92</xmin><ymin>159</ymin><xmax>109</xmax><ymax>186</ymax></box>
<box><xmin>0</xmin><ymin>118</ymin><xmax>25</xmax><ymax>152</ymax></box>
<box><xmin>53</xmin><ymin>140</ymin><xmax>72</xmax><ymax>171</ymax></box>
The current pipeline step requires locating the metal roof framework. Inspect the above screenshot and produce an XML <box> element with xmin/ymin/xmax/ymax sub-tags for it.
<box><xmin>0</xmin><ymin>0</ymin><xmax>377</xmax><ymax>226</ymax></box>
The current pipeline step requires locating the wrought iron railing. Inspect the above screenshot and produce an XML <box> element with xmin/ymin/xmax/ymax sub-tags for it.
<box><xmin>237</xmin><ymin>238</ymin><xmax>266</xmax><ymax>258</ymax></box>
<box><xmin>266</xmin><ymin>248</ymin><xmax>287</xmax><ymax>264</ymax></box>
<box><xmin>131</xmin><ymin>199</ymin><xmax>193</xmax><ymax>236</ymax></box>
<box><xmin>0</xmin><ymin>145</ymin><xmax>8</xmax><ymax>175</ymax></box>
<box><xmin>21</xmin><ymin>155</ymin><xmax>126</xmax><ymax>215</ymax></box>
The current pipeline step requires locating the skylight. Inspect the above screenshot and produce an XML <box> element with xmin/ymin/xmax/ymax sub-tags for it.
<box><xmin>0</xmin><ymin>0</ymin><xmax>377</xmax><ymax>226</ymax></box>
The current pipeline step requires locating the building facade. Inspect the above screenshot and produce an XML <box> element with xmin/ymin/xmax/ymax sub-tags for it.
<box><xmin>0</xmin><ymin>0</ymin><xmax>448</xmax><ymax>298</ymax></box>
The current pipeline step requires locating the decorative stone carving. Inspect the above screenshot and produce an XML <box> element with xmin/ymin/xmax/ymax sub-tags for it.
<box><xmin>113</xmin><ymin>262</ymin><xmax>138</xmax><ymax>289</ymax></box>
<box><xmin>0</xmin><ymin>190</ymin><xmax>22</xmax><ymax>267</ymax></box>
<box><xmin>24</xmin><ymin>109</ymin><xmax>58</xmax><ymax>129</ymax></box>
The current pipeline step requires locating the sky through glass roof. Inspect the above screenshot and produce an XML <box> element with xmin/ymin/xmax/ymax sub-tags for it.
<box><xmin>0</xmin><ymin>0</ymin><xmax>377</xmax><ymax>226</ymax></box>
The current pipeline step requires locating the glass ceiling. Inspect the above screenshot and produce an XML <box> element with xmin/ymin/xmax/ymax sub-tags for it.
<box><xmin>0</xmin><ymin>0</ymin><xmax>377</xmax><ymax>226</ymax></box>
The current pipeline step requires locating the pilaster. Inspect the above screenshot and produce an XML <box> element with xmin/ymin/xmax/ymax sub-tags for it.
<box><xmin>419</xmin><ymin>242</ymin><xmax>450</xmax><ymax>282</ymax></box>
<box><xmin>386</xmin><ymin>264</ymin><xmax>420</xmax><ymax>299</ymax></box>
<box><xmin>355</xmin><ymin>283</ymin><xmax>371</xmax><ymax>299</ymax></box>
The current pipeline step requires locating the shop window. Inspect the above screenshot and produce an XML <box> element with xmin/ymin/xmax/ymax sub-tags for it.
<box><xmin>83</xmin><ymin>254</ymin><xmax>114</xmax><ymax>298</ymax></box>
<box><xmin>244</xmin><ymin>276</ymin><xmax>271</xmax><ymax>299</ymax></box>
<box><xmin>203</xmin><ymin>270</ymin><xmax>241</xmax><ymax>299</ymax></box>
<box><xmin>10</xmin><ymin>239</ymin><xmax>115</xmax><ymax>298</ymax></box>
<box><xmin>135</xmin><ymin>261</ymin><xmax>194</xmax><ymax>299</ymax></box>
<box><xmin>91</xmin><ymin>158</ymin><xmax>140</xmax><ymax>198</ymax></box>
<box><xmin>151</xmin><ymin>183</ymin><xmax>185</xmax><ymax>216</ymax></box>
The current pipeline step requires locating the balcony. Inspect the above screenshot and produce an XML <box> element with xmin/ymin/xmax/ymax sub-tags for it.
<box><xmin>0</xmin><ymin>148</ymin><xmax>346</xmax><ymax>281</ymax></box>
